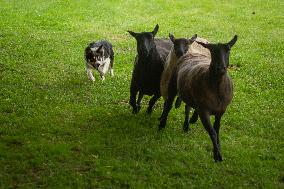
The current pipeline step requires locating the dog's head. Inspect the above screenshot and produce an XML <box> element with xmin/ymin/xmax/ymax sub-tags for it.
<box><xmin>88</xmin><ymin>45</ymin><xmax>107</xmax><ymax>70</ymax></box>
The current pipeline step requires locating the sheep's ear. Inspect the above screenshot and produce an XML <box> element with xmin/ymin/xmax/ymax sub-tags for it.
<box><xmin>152</xmin><ymin>24</ymin><xmax>159</xmax><ymax>36</ymax></box>
<box><xmin>128</xmin><ymin>30</ymin><xmax>137</xmax><ymax>38</ymax></box>
<box><xmin>227</xmin><ymin>35</ymin><xmax>238</xmax><ymax>49</ymax></box>
<box><xmin>196</xmin><ymin>41</ymin><xmax>211</xmax><ymax>49</ymax></box>
<box><xmin>169</xmin><ymin>33</ymin><xmax>175</xmax><ymax>43</ymax></box>
<box><xmin>188</xmin><ymin>34</ymin><xmax>197</xmax><ymax>43</ymax></box>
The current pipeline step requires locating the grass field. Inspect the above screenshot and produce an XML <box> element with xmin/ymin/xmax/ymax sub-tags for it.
<box><xmin>0</xmin><ymin>0</ymin><xmax>283</xmax><ymax>188</ymax></box>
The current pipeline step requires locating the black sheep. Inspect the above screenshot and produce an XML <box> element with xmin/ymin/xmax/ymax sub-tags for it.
<box><xmin>128</xmin><ymin>24</ymin><xmax>172</xmax><ymax>114</ymax></box>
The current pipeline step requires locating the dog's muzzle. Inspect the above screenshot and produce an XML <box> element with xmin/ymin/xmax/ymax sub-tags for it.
<box><xmin>93</xmin><ymin>63</ymin><xmax>100</xmax><ymax>69</ymax></box>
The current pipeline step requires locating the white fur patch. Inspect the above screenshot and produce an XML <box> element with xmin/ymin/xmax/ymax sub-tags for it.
<box><xmin>98</xmin><ymin>57</ymin><xmax>111</xmax><ymax>75</ymax></box>
<box><xmin>90</xmin><ymin>47</ymin><xmax>98</xmax><ymax>51</ymax></box>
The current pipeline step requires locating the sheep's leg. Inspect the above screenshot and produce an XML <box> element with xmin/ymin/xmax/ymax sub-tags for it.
<box><xmin>175</xmin><ymin>96</ymin><xmax>182</xmax><ymax>109</ymax></box>
<box><xmin>136</xmin><ymin>92</ymin><xmax>144</xmax><ymax>113</ymax></box>
<box><xmin>183</xmin><ymin>104</ymin><xmax>191</xmax><ymax>132</ymax></box>
<box><xmin>159</xmin><ymin>73</ymin><xmax>177</xmax><ymax>129</ymax></box>
<box><xmin>130</xmin><ymin>80</ymin><xmax>139</xmax><ymax>114</ymax></box>
<box><xmin>189</xmin><ymin>110</ymin><xmax>198</xmax><ymax>123</ymax></box>
<box><xmin>159</xmin><ymin>94</ymin><xmax>175</xmax><ymax>130</ymax></box>
<box><xmin>199</xmin><ymin>111</ymin><xmax>222</xmax><ymax>162</ymax></box>
<box><xmin>146</xmin><ymin>94</ymin><xmax>160</xmax><ymax>114</ymax></box>
<box><xmin>213</xmin><ymin>113</ymin><xmax>223</xmax><ymax>150</ymax></box>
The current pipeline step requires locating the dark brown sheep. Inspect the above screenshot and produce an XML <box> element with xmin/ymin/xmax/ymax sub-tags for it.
<box><xmin>159</xmin><ymin>35</ymin><xmax>238</xmax><ymax>162</ymax></box>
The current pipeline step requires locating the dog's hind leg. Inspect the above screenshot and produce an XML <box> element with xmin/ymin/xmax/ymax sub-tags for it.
<box><xmin>110</xmin><ymin>58</ymin><xmax>114</xmax><ymax>77</ymax></box>
<box><xmin>110</xmin><ymin>68</ymin><xmax>114</xmax><ymax>77</ymax></box>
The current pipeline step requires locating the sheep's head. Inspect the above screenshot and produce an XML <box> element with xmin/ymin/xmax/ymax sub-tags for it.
<box><xmin>169</xmin><ymin>33</ymin><xmax>197</xmax><ymax>58</ymax></box>
<box><xmin>128</xmin><ymin>24</ymin><xmax>159</xmax><ymax>57</ymax></box>
<box><xmin>197</xmin><ymin>35</ymin><xmax>238</xmax><ymax>75</ymax></box>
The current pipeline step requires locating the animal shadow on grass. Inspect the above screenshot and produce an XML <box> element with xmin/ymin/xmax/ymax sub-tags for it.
<box><xmin>80</xmin><ymin>109</ymin><xmax>169</xmax><ymax>161</ymax></box>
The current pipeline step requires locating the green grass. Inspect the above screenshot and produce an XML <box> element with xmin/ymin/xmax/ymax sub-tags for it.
<box><xmin>0</xmin><ymin>0</ymin><xmax>283</xmax><ymax>188</ymax></box>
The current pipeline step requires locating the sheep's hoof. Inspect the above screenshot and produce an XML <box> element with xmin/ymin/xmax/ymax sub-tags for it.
<box><xmin>189</xmin><ymin>113</ymin><xmax>198</xmax><ymax>124</ymax></box>
<box><xmin>158</xmin><ymin>125</ymin><xmax>165</xmax><ymax>131</ymax></box>
<box><xmin>183</xmin><ymin>124</ymin><xmax>190</xmax><ymax>133</ymax></box>
<box><xmin>213</xmin><ymin>151</ymin><xmax>223</xmax><ymax>162</ymax></box>
<box><xmin>132</xmin><ymin>108</ymin><xmax>139</xmax><ymax>114</ymax></box>
<box><xmin>137</xmin><ymin>105</ymin><xmax>141</xmax><ymax>112</ymax></box>
<box><xmin>146</xmin><ymin>108</ymin><xmax>153</xmax><ymax>114</ymax></box>
<box><xmin>158</xmin><ymin>121</ymin><xmax>166</xmax><ymax>131</ymax></box>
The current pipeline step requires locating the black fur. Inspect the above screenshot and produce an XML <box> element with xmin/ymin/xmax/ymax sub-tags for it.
<box><xmin>128</xmin><ymin>24</ymin><xmax>172</xmax><ymax>114</ymax></box>
<box><xmin>85</xmin><ymin>40</ymin><xmax>114</xmax><ymax>69</ymax></box>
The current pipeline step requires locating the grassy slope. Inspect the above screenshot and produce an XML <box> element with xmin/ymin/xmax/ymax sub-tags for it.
<box><xmin>0</xmin><ymin>0</ymin><xmax>283</xmax><ymax>188</ymax></box>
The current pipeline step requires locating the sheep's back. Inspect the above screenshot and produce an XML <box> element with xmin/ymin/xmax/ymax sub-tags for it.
<box><xmin>188</xmin><ymin>37</ymin><xmax>210</xmax><ymax>57</ymax></box>
<box><xmin>176</xmin><ymin>54</ymin><xmax>210</xmax><ymax>105</ymax></box>
<box><xmin>177</xmin><ymin>54</ymin><xmax>210</xmax><ymax>89</ymax></box>
<box><xmin>155</xmin><ymin>39</ymin><xmax>173</xmax><ymax>62</ymax></box>
<box><xmin>160</xmin><ymin>47</ymin><xmax>177</xmax><ymax>98</ymax></box>
<box><xmin>177</xmin><ymin>54</ymin><xmax>233</xmax><ymax>112</ymax></box>
<box><xmin>160</xmin><ymin>37</ymin><xmax>210</xmax><ymax>99</ymax></box>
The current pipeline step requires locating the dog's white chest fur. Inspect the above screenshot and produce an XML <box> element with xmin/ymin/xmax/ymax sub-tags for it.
<box><xmin>86</xmin><ymin>57</ymin><xmax>114</xmax><ymax>82</ymax></box>
<box><xmin>98</xmin><ymin>57</ymin><xmax>111</xmax><ymax>74</ymax></box>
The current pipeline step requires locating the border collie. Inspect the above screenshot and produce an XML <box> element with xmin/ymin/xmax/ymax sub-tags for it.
<box><xmin>84</xmin><ymin>40</ymin><xmax>114</xmax><ymax>81</ymax></box>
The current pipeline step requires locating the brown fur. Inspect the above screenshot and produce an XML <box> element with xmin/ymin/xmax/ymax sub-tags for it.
<box><xmin>159</xmin><ymin>35</ymin><xmax>238</xmax><ymax>161</ymax></box>
<box><xmin>176</xmin><ymin>54</ymin><xmax>233</xmax><ymax>114</ymax></box>
<box><xmin>160</xmin><ymin>37</ymin><xmax>210</xmax><ymax>99</ymax></box>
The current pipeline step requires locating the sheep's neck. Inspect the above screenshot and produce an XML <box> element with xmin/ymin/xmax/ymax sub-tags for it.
<box><xmin>138</xmin><ymin>46</ymin><xmax>158</xmax><ymax>64</ymax></box>
<box><xmin>208</xmin><ymin>62</ymin><xmax>228</xmax><ymax>93</ymax></box>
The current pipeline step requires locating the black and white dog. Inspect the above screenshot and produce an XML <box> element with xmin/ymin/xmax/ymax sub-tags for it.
<box><xmin>84</xmin><ymin>40</ymin><xmax>114</xmax><ymax>81</ymax></box>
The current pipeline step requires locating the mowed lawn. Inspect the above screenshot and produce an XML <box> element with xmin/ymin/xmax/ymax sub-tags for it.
<box><xmin>0</xmin><ymin>0</ymin><xmax>283</xmax><ymax>188</ymax></box>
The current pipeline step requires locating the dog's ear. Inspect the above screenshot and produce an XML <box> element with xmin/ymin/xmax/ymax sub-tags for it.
<box><xmin>96</xmin><ymin>45</ymin><xmax>104</xmax><ymax>54</ymax></box>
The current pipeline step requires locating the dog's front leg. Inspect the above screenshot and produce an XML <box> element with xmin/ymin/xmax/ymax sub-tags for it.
<box><xmin>86</xmin><ymin>67</ymin><xmax>95</xmax><ymax>81</ymax></box>
<box><xmin>110</xmin><ymin>68</ymin><xmax>114</xmax><ymax>77</ymax></box>
<box><xmin>100</xmin><ymin>74</ymin><xmax>105</xmax><ymax>81</ymax></box>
